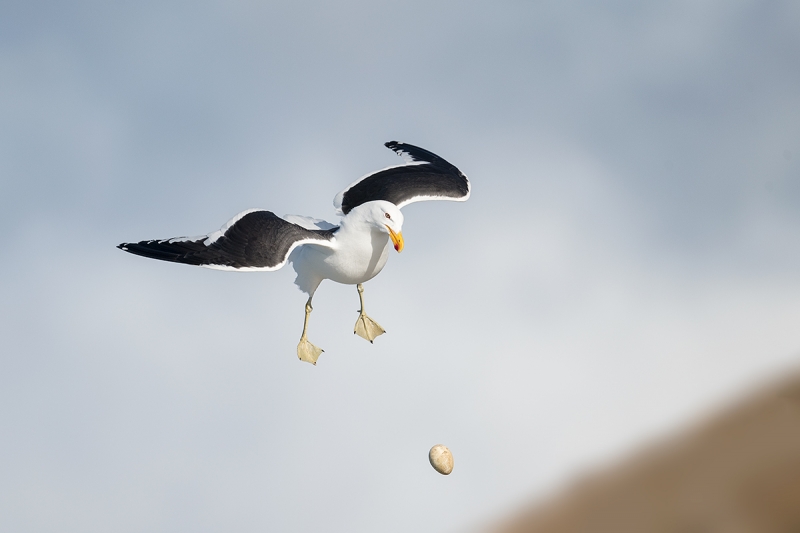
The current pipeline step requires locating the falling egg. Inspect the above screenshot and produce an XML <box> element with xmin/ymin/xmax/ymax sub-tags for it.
<box><xmin>429</xmin><ymin>444</ymin><xmax>454</xmax><ymax>475</ymax></box>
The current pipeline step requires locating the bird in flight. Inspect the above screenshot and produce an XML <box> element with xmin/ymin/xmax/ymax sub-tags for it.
<box><xmin>118</xmin><ymin>141</ymin><xmax>470</xmax><ymax>365</ymax></box>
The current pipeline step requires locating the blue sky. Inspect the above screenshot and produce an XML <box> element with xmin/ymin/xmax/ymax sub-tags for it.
<box><xmin>2</xmin><ymin>2</ymin><xmax>800</xmax><ymax>532</ymax></box>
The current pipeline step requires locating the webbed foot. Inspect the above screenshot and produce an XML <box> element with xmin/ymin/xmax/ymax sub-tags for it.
<box><xmin>297</xmin><ymin>337</ymin><xmax>323</xmax><ymax>365</ymax></box>
<box><xmin>354</xmin><ymin>312</ymin><xmax>385</xmax><ymax>343</ymax></box>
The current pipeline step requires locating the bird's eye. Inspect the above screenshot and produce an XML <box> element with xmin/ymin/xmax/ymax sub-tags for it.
<box><xmin>385</xmin><ymin>212</ymin><xmax>391</xmax><ymax>219</ymax></box>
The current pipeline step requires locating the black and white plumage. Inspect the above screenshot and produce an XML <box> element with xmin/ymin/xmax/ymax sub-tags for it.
<box><xmin>334</xmin><ymin>141</ymin><xmax>470</xmax><ymax>215</ymax></box>
<box><xmin>120</xmin><ymin>210</ymin><xmax>338</xmax><ymax>271</ymax></box>
<box><xmin>119</xmin><ymin>141</ymin><xmax>470</xmax><ymax>365</ymax></box>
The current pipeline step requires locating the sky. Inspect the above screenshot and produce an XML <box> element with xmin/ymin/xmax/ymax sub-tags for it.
<box><xmin>2</xmin><ymin>1</ymin><xmax>800</xmax><ymax>532</ymax></box>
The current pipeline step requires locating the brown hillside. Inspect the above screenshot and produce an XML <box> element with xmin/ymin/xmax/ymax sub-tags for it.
<box><xmin>490</xmin><ymin>371</ymin><xmax>800</xmax><ymax>533</ymax></box>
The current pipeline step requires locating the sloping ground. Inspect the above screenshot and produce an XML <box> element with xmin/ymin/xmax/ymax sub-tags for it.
<box><xmin>490</xmin><ymin>371</ymin><xmax>800</xmax><ymax>533</ymax></box>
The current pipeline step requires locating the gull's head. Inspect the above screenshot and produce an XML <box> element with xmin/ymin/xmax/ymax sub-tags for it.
<box><xmin>358</xmin><ymin>200</ymin><xmax>404</xmax><ymax>252</ymax></box>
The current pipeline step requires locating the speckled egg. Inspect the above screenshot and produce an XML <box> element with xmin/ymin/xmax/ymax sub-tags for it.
<box><xmin>429</xmin><ymin>444</ymin><xmax>454</xmax><ymax>475</ymax></box>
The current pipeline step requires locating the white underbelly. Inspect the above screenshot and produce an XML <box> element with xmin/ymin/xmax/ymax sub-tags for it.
<box><xmin>295</xmin><ymin>232</ymin><xmax>391</xmax><ymax>286</ymax></box>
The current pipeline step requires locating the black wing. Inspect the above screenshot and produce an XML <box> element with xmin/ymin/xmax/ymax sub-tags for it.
<box><xmin>333</xmin><ymin>141</ymin><xmax>470</xmax><ymax>215</ymax></box>
<box><xmin>118</xmin><ymin>210</ymin><xmax>338</xmax><ymax>271</ymax></box>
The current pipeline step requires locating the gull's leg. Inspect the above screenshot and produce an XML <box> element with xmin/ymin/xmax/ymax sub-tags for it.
<box><xmin>354</xmin><ymin>283</ymin><xmax>386</xmax><ymax>343</ymax></box>
<box><xmin>297</xmin><ymin>297</ymin><xmax>324</xmax><ymax>365</ymax></box>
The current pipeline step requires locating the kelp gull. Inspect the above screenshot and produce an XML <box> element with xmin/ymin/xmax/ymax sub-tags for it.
<box><xmin>118</xmin><ymin>141</ymin><xmax>470</xmax><ymax>365</ymax></box>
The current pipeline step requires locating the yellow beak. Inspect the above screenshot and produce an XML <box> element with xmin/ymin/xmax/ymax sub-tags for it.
<box><xmin>386</xmin><ymin>226</ymin><xmax>404</xmax><ymax>252</ymax></box>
